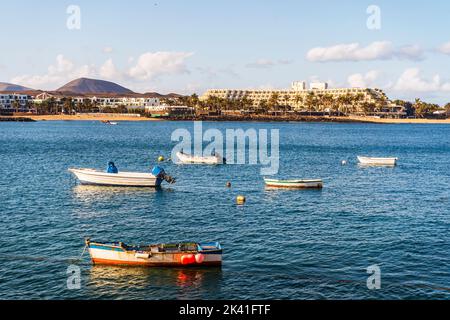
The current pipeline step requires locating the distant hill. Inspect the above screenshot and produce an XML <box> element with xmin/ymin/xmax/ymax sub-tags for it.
<box><xmin>143</xmin><ymin>92</ymin><xmax>184</xmax><ymax>99</ymax></box>
<box><xmin>56</xmin><ymin>78</ymin><xmax>135</xmax><ymax>95</ymax></box>
<box><xmin>0</xmin><ymin>82</ymin><xmax>32</xmax><ymax>92</ymax></box>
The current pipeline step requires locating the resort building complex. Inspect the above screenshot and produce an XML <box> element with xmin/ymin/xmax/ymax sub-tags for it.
<box><xmin>0</xmin><ymin>93</ymin><xmax>32</xmax><ymax>112</ymax></box>
<box><xmin>200</xmin><ymin>81</ymin><xmax>404</xmax><ymax>116</ymax></box>
<box><xmin>33</xmin><ymin>92</ymin><xmax>161</xmax><ymax>111</ymax></box>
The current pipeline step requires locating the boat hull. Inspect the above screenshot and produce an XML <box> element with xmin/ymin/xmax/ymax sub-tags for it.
<box><xmin>176</xmin><ymin>152</ymin><xmax>224</xmax><ymax>165</ymax></box>
<box><xmin>69</xmin><ymin>169</ymin><xmax>161</xmax><ymax>187</ymax></box>
<box><xmin>87</xmin><ymin>242</ymin><xmax>222</xmax><ymax>267</ymax></box>
<box><xmin>264</xmin><ymin>178</ymin><xmax>323</xmax><ymax>189</ymax></box>
<box><xmin>357</xmin><ymin>156</ymin><xmax>398</xmax><ymax>166</ymax></box>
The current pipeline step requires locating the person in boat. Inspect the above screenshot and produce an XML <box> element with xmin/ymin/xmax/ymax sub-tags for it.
<box><xmin>107</xmin><ymin>161</ymin><xmax>119</xmax><ymax>174</ymax></box>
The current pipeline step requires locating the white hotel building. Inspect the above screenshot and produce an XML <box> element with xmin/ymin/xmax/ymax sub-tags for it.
<box><xmin>0</xmin><ymin>93</ymin><xmax>32</xmax><ymax>111</ymax></box>
<box><xmin>201</xmin><ymin>81</ymin><xmax>390</xmax><ymax>111</ymax></box>
<box><xmin>34</xmin><ymin>93</ymin><xmax>160</xmax><ymax>110</ymax></box>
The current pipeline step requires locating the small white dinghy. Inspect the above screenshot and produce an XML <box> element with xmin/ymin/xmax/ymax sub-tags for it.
<box><xmin>69</xmin><ymin>166</ymin><xmax>175</xmax><ymax>187</ymax></box>
<box><xmin>357</xmin><ymin>156</ymin><xmax>398</xmax><ymax>166</ymax></box>
<box><xmin>176</xmin><ymin>152</ymin><xmax>225</xmax><ymax>165</ymax></box>
<box><xmin>264</xmin><ymin>178</ymin><xmax>323</xmax><ymax>189</ymax></box>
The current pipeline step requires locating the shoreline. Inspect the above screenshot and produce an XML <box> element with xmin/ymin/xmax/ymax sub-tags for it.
<box><xmin>2</xmin><ymin>114</ymin><xmax>450</xmax><ymax>124</ymax></box>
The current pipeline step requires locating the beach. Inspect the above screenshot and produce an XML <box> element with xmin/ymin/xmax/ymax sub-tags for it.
<box><xmin>347</xmin><ymin>116</ymin><xmax>450</xmax><ymax>124</ymax></box>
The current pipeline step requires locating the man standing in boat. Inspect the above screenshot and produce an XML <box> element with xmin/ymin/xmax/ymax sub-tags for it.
<box><xmin>107</xmin><ymin>162</ymin><xmax>119</xmax><ymax>174</ymax></box>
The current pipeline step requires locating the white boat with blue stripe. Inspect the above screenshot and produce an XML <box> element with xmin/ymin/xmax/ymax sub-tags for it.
<box><xmin>69</xmin><ymin>165</ymin><xmax>175</xmax><ymax>187</ymax></box>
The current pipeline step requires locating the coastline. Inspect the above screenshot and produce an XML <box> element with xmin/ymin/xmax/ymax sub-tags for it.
<box><xmin>2</xmin><ymin>114</ymin><xmax>450</xmax><ymax>124</ymax></box>
<box><xmin>1</xmin><ymin>114</ymin><xmax>161</xmax><ymax>122</ymax></box>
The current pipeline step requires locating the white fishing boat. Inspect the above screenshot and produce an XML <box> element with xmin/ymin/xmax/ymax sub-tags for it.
<box><xmin>264</xmin><ymin>178</ymin><xmax>323</xmax><ymax>189</ymax></box>
<box><xmin>176</xmin><ymin>151</ymin><xmax>225</xmax><ymax>165</ymax></box>
<box><xmin>357</xmin><ymin>156</ymin><xmax>398</xmax><ymax>166</ymax></box>
<box><xmin>69</xmin><ymin>166</ymin><xmax>175</xmax><ymax>187</ymax></box>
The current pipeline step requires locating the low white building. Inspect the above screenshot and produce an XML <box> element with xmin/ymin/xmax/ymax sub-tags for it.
<box><xmin>33</xmin><ymin>93</ymin><xmax>161</xmax><ymax>110</ymax></box>
<box><xmin>310</xmin><ymin>82</ymin><xmax>328</xmax><ymax>90</ymax></box>
<box><xmin>145</xmin><ymin>105</ymin><xmax>194</xmax><ymax>116</ymax></box>
<box><xmin>0</xmin><ymin>93</ymin><xmax>31</xmax><ymax>111</ymax></box>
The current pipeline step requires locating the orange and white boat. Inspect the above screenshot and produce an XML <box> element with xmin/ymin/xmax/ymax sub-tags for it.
<box><xmin>85</xmin><ymin>239</ymin><xmax>223</xmax><ymax>267</ymax></box>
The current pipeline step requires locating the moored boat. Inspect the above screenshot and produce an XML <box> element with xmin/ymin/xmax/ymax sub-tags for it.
<box><xmin>86</xmin><ymin>239</ymin><xmax>223</xmax><ymax>267</ymax></box>
<box><xmin>101</xmin><ymin>120</ymin><xmax>118</xmax><ymax>125</ymax></box>
<box><xmin>264</xmin><ymin>178</ymin><xmax>323</xmax><ymax>189</ymax></box>
<box><xmin>69</xmin><ymin>166</ymin><xmax>175</xmax><ymax>187</ymax></box>
<box><xmin>176</xmin><ymin>151</ymin><xmax>225</xmax><ymax>165</ymax></box>
<box><xmin>357</xmin><ymin>156</ymin><xmax>398</xmax><ymax>166</ymax></box>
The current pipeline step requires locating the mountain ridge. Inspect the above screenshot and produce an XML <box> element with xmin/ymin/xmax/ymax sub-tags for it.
<box><xmin>56</xmin><ymin>78</ymin><xmax>135</xmax><ymax>95</ymax></box>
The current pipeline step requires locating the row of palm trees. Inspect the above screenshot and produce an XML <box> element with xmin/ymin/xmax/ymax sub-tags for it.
<box><xmin>197</xmin><ymin>91</ymin><xmax>390</xmax><ymax>116</ymax></box>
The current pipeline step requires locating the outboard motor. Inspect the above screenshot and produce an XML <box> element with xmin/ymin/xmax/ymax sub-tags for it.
<box><xmin>107</xmin><ymin>161</ymin><xmax>119</xmax><ymax>174</ymax></box>
<box><xmin>152</xmin><ymin>166</ymin><xmax>176</xmax><ymax>184</ymax></box>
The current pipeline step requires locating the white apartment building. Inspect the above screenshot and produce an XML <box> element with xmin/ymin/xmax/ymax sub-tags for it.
<box><xmin>201</xmin><ymin>81</ymin><xmax>389</xmax><ymax>111</ymax></box>
<box><xmin>0</xmin><ymin>93</ymin><xmax>31</xmax><ymax>110</ymax></box>
<box><xmin>33</xmin><ymin>93</ymin><xmax>160</xmax><ymax>109</ymax></box>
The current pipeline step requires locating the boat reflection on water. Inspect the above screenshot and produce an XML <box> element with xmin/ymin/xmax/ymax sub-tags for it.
<box><xmin>72</xmin><ymin>185</ymin><xmax>175</xmax><ymax>202</ymax></box>
<box><xmin>87</xmin><ymin>265</ymin><xmax>223</xmax><ymax>299</ymax></box>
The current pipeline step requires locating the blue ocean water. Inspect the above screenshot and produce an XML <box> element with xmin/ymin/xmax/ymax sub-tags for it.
<box><xmin>0</xmin><ymin>120</ymin><xmax>449</xmax><ymax>300</ymax></box>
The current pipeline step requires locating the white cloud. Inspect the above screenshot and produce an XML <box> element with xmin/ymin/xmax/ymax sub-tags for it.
<box><xmin>11</xmin><ymin>54</ymin><xmax>96</xmax><ymax>89</ymax></box>
<box><xmin>128</xmin><ymin>51</ymin><xmax>193</xmax><ymax>80</ymax></box>
<box><xmin>306</xmin><ymin>41</ymin><xmax>424</xmax><ymax>62</ymax></box>
<box><xmin>11</xmin><ymin>51</ymin><xmax>194</xmax><ymax>90</ymax></box>
<box><xmin>437</xmin><ymin>42</ymin><xmax>450</xmax><ymax>55</ymax></box>
<box><xmin>392</xmin><ymin>68</ymin><xmax>450</xmax><ymax>93</ymax></box>
<box><xmin>348</xmin><ymin>70</ymin><xmax>381</xmax><ymax>88</ymax></box>
<box><xmin>99</xmin><ymin>59</ymin><xmax>120</xmax><ymax>79</ymax></box>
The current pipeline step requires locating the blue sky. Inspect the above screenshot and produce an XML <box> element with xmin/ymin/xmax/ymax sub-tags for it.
<box><xmin>2</xmin><ymin>0</ymin><xmax>450</xmax><ymax>103</ymax></box>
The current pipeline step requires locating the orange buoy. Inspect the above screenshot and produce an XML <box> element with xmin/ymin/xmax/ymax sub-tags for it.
<box><xmin>181</xmin><ymin>254</ymin><xmax>195</xmax><ymax>265</ymax></box>
<box><xmin>195</xmin><ymin>253</ymin><xmax>205</xmax><ymax>264</ymax></box>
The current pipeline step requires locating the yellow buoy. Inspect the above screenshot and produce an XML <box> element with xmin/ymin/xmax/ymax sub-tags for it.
<box><xmin>236</xmin><ymin>195</ymin><xmax>246</xmax><ymax>205</ymax></box>
<box><xmin>158</xmin><ymin>156</ymin><xmax>165</xmax><ymax>162</ymax></box>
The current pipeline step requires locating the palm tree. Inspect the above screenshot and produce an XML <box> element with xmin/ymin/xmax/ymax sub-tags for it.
<box><xmin>283</xmin><ymin>94</ymin><xmax>290</xmax><ymax>112</ymax></box>
<box><xmin>12</xmin><ymin>99</ymin><xmax>20</xmax><ymax>113</ymax></box>
<box><xmin>315</xmin><ymin>94</ymin><xmax>325</xmax><ymax>113</ymax></box>
<box><xmin>241</xmin><ymin>97</ymin><xmax>253</xmax><ymax>112</ymax></box>
<box><xmin>63</xmin><ymin>97</ymin><xmax>73</xmax><ymax>114</ymax></box>
<box><xmin>340</xmin><ymin>94</ymin><xmax>353</xmax><ymax>115</ymax></box>
<box><xmin>294</xmin><ymin>94</ymin><xmax>303</xmax><ymax>111</ymax></box>
<box><xmin>322</xmin><ymin>94</ymin><xmax>334</xmax><ymax>116</ymax></box>
<box><xmin>258</xmin><ymin>99</ymin><xmax>268</xmax><ymax>114</ymax></box>
<box><xmin>305</xmin><ymin>92</ymin><xmax>316</xmax><ymax>116</ymax></box>
<box><xmin>268</xmin><ymin>92</ymin><xmax>280</xmax><ymax>112</ymax></box>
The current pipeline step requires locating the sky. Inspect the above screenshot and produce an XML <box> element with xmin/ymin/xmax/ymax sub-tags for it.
<box><xmin>1</xmin><ymin>0</ymin><xmax>450</xmax><ymax>104</ymax></box>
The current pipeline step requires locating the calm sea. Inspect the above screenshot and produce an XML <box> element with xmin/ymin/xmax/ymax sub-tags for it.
<box><xmin>0</xmin><ymin>121</ymin><xmax>449</xmax><ymax>300</ymax></box>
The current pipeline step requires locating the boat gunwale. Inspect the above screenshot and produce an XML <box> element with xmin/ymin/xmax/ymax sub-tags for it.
<box><xmin>263</xmin><ymin>178</ymin><xmax>323</xmax><ymax>183</ymax></box>
<box><xmin>88</xmin><ymin>241</ymin><xmax>223</xmax><ymax>254</ymax></box>
<box><xmin>69</xmin><ymin>168</ymin><xmax>156</xmax><ymax>179</ymax></box>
